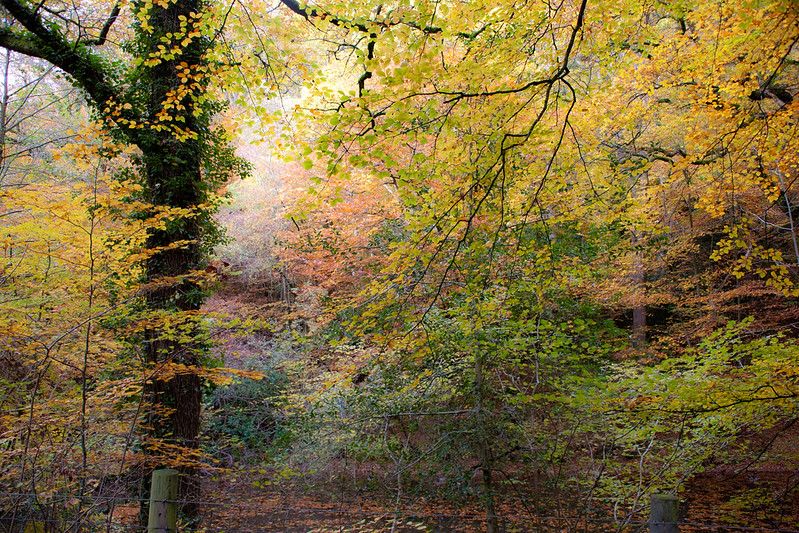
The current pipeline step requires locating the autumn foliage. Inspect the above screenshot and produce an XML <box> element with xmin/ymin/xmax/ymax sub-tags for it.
<box><xmin>2</xmin><ymin>0</ymin><xmax>799</xmax><ymax>530</ymax></box>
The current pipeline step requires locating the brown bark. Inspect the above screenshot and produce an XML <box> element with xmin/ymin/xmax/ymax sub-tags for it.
<box><xmin>0</xmin><ymin>0</ymin><xmax>214</xmax><ymax>516</ymax></box>
<box><xmin>633</xmin><ymin>249</ymin><xmax>646</xmax><ymax>348</ymax></box>
<box><xmin>138</xmin><ymin>0</ymin><xmax>211</xmax><ymax>515</ymax></box>
<box><xmin>474</xmin><ymin>354</ymin><xmax>499</xmax><ymax>533</ymax></box>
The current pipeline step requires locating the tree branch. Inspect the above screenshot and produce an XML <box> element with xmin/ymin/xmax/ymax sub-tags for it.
<box><xmin>0</xmin><ymin>28</ymin><xmax>46</xmax><ymax>59</ymax></box>
<box><xmin>278</xmin><ymin>0</ymin><xmax>371</xmax><ymax>31</ymax></box>
<box><xmin>82</xmin><ymin>1</ymin><xmax>121</xmax><ymax>46</ymax></box>
<box><xmin>277</xmin><ymin>0</ymin><xmax>485</xmax><ymax>39</ymax></box>
<box><xmin>0</xmin><ymin>0</ymin><xmax>139</xmax><ymax>142</ymax></box>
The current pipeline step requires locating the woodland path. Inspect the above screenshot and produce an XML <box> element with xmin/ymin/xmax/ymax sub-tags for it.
<box><xmin>196</xmin><ymin>274</ymin><xmax>799</xmax><ymax>533</ymax></box>
<box><xmin>198</xmin><ymin>275</ymin><xmax>510</xmax><ymax>531</ymax></box>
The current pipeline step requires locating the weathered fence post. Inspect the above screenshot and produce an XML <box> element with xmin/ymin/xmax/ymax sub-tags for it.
<box><xmin>148</xmin><ymin>469</ymin><xmax>178</xmax><ymax>532</ymax></box>
<box><xmin>650</xmin><ymin>493</ymin><xmax>679</xmax><ymax>533</ymax></box>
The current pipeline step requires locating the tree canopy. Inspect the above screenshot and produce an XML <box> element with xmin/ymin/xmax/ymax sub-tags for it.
<box><xmin>1</xmin><ymin>0</ymin><xmax>798</xmax><ymax>530</ymax></box>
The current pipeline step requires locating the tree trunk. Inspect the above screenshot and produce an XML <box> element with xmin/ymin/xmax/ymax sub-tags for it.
<box><xmin>139</xmin><ymin>0</ymin><xmax>211</xmax><ymax>516</ymax></box>
<box><xmin>474</xmin><ymin>354</ymin><xmax>499</xmax><ymax>533</ymax></box>
<box><xmin>0</xmin><ymin>0</ymin><xmax>235</xmax><ymax>520</ymax></box>
<box><xmin>630</xmin><ymin>173</ymin><xmax>647</xmax><ymax>348</ymax></box>
<box><xmin>632</xmin><ymin>248</ymin><xmax>646</xmax><ymax>348</ymax></box>
<box><xmin>0</xmin><ymin>49</ymin><xmax>9</xmax><ymax>176</ymax></box>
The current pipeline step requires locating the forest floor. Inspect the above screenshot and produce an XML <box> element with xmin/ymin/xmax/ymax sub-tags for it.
<box><xmin>198</xmin><ymin>276</ymin><xmax>555</xmax><ymax>531</ymax></box>
<box><xmin>200</xmin><ymin>277</ymin><xmax>488</xmax><ymax>531</ymax></box>
<box><xmin>194</xmin><ymin>274</ymin><xmax>799</xmax><ymax>533</ymax></box>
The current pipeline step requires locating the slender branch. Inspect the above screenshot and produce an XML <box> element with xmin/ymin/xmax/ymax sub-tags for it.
<box><xmin>0</xmin><ymin>0</ymin><xmax>140</xmax><ymax>143</ymax></box>
<box><xmin>81</xmin><ymin>1</ymin><xmax>121</xmax><ymax>46</ymax></box>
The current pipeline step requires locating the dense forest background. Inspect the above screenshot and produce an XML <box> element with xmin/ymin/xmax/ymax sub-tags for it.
<box><xmin>1</xmin><ymin>0</ymin><xmax>798</xmax><ymax>530</ymax></box>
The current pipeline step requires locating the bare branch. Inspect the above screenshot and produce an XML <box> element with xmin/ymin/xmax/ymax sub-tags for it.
<box><xmin>0</xmin><ymin>0</ymin><xmax>139</xmax><ymax>143</ymax></box>
<box><xmin>81</xmin><ymin>1</ymin><xmax>121</xmax><ymax>46</ymax></box>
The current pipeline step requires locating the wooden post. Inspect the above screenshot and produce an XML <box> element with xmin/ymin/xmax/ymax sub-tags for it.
<box><xmin>650</xmin><ymin>493</ymin><xmax>679</xmax><ymax>533</ymax></box>
<box><xmin>148</xmin><ymin>469</ymin><xmax>178</xmax><ymax>532</ymax></box>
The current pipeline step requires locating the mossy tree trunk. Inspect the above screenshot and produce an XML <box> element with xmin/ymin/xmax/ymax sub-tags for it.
<box><xmin>0</xmin><ymin>0</ymin><xmax>244</xmax><ymax>514</ymax></box>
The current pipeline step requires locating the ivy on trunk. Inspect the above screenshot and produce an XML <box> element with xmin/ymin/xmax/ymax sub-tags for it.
<box><xmin>0</xmin><ymin>0</ymin><xmax>247</xmax><ymax>511</ymax></box>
